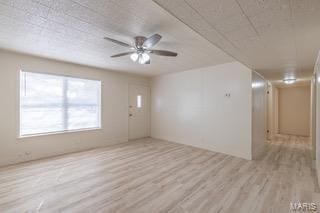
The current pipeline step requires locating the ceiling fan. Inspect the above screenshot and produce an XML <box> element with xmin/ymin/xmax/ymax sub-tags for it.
<box><xmin>104</xmin><ymin>34</ymin><xmax>178</xmax><ymax>65</ymax></box>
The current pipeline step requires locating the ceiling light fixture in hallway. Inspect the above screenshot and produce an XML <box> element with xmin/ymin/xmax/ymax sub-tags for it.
<box><xmin>283</xmin><ymin>78</ymin><xmax>296</xmax><ymax>84</ymax></box>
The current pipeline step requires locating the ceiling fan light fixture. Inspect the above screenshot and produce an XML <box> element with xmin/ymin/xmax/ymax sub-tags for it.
<box><xmin>283</xmin><ymin>78</ymin><xmax>296</xmax><ymax>84</ymax></box>
<box><xmin>138</xmin><ymin>53</ymin><xmax>150</xmax><ymax>64</ymax></box>
<box><xmin>130</xmin><ymin>53</ymin><xmax>139</xmax><ymax>62</ymax></box>
<box><xmin>104</xmin><ymin>34</ymin><xmax>178</xmax><ymax>65</ymax></box>
<box><xmin>142</xmin><ymin>52</ymin><xmax>150</xmax><ymax>61</ymax></box>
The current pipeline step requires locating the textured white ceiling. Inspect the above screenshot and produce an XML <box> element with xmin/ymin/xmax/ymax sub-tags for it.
<box><xmin>0</xmin><ymin>0</ymin><xmax>234</xmax><ymax>76</ymax></box>
<box><xmin>153</xmin><ymin>0</ymin><xmax>320</xmax><ymax>81</ymax></box>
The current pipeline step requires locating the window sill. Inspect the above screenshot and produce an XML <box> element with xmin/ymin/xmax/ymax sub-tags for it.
<box><xmin>18</xmin><ymin>127</ymin><xmax>101</xmax><ymax>139</ymax></box>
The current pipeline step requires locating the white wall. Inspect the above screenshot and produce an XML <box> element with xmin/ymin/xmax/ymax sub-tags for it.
<box><xmin>311</xmin><ymin>76</ymin><xmax>317</xmax><ymax>159</ymax></box>
<box><xmin>315</xmin><ymin>52</ymin><xmax>320</xmax><ymax>183</ymax></box>
<box><xmin>0</xmin><ymin>50</ymin><xmax>150</xmax><ymax>167</ymax></box>
<box><xmin>273</xmin><ymin>86</ymin><xmax>279</xmax><ymax>135</ymax></box>
<box><xmin>151</xmin><ymin>62</ymin><xmax>253</xmax><ymax>160</ymax></box>
<box><xmin>251</xmin><ymin>71</ymin><xmax>267</xmax><ymax>159</ymax></box>
<box><xmin>278</xmin><ymin>85</ymin><xmax>311</xmax><ymax>136</ymax></box>
<box><xmin>267</xmin><ymin>82</ymin><xmax>272</xmax><ymax>140</ymax></box>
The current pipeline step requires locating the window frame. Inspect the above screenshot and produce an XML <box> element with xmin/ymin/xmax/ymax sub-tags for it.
<box><xmin>18</xmin><ymin>70</ymin><xmax>102</xmax><ymax>138</ymax></box>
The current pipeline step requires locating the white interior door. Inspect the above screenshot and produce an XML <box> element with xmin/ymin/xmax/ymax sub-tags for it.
<box><xmin>129</xmin><ymin>84</ymin><xmax>150</xmax><ymax>140</ymax></box>
<box><xmin>267</xmin><ymin>84</ymin><xmax>272</xmax><ymax>140</ymax></box>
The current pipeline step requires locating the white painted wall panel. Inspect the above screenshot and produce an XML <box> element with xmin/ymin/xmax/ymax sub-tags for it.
<box><xmin>251</xmin><ymin>71</ymin><xmax>267</xmax><ymax>159</ymax></box>
<box><xmin>278</xmin><ymin>85</ymin><xmax>311</xmax><ymax>136</ymax></box>
<box><xmin>315</xmin><ymin>52</ymin><xmax>320</xmax><ymax>183</ymax></box>
<box><xmin>151</xmin><ymin>62</ymin><xmax>253</xmax><ymax>160</ymax></box>
<box><xmin>0</xmin><ymin>49</ymin><xmax>150</xmax><ymax>167</ymax></box>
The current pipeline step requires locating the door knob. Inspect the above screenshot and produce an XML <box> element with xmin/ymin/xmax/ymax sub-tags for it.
<box><xmin>129</xmin><ymin>114</ymin><xmax>133</xmax><ymax>117</ymax></box>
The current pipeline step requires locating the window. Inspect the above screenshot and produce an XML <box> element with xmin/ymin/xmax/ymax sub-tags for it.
<box><xmin>20</xmin><ymin>71</ymin><xmax>101</xmax><ymax>136</ymax></box>
<box><xmin>137</xmin><ymin>95</ymin><xmax>142</xmax><ymax>108</ymax></box>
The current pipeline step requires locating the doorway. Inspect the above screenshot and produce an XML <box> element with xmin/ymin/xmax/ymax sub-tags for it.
<box><xmin>128</xmin><ymin>84</ymin><xmax>150</xmax><ymax>140</ymax></box>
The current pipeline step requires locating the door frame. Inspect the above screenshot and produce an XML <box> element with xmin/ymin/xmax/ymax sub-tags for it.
<box><xmin>128</xmin><ymin>83</ymin><xmax>151</xmax><ymax>140</ymax></box>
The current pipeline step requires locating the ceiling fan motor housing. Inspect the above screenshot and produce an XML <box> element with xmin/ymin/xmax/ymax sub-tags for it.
<box><xmin>134</xmin><ymin>36</ymin><xmax>147</xmax><ymax>49</ymax></box>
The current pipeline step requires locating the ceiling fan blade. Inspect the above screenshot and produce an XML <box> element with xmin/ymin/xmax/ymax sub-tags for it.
<box><xmin>150</xmin><ymin>50</ymin><xmax>178</xmax><ymax>57</ymax></box>
<box><xmin>143</xmin><ymin>34</ymin><xmax>162</xmax><ymax>48</ymax></box>
<box><xmin>104</xmin><ymin>37</ymin><xmax>132</xmax><ymax>48</ymax></box>
<box><xmin>110</xmin><ymin>52</ymin><xmax>135</xmax><ymax>58</ymax></box>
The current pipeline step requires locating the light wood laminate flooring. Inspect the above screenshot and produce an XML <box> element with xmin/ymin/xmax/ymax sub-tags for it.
<box><xmin>0</xmin><ymin>135</ymin><xmax>319</xmax><ymax>212</ymax></box>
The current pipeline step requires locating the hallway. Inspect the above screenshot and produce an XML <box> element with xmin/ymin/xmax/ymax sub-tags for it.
<box><xmin>0</xmin><ymin>135</ymin><xmax>319</xmax><ymax>212</ymax></box>
<box><xmin>261</xmin><ymin>135</ymin><xmax>319</xmax><ymax>212</ymax></box>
